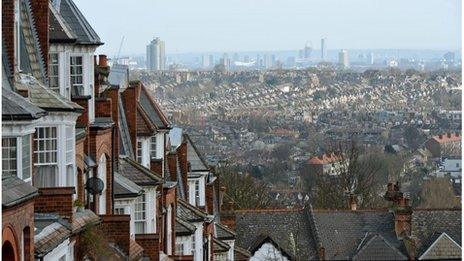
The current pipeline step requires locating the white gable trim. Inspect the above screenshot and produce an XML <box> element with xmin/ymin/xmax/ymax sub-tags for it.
<box><xmin>418</xmin><ymin>232</ymin><xmax>462</xmax><ymax>260</ymax></box>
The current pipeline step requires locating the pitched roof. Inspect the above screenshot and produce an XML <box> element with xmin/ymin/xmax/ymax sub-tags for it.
<box><xmin>213</xmin><ymin>237</ymin><xmax>230</xmax><ymax>253</ymax></box>
<box><xmin>114</xmin><ymin>172</ymin><xmax>144</xmax><ymax>198</ymax></box>
<box><xmin>136</xmin><ymin>103</ymin><xmax>157</xmax><ymax>135</ymax></box>
<box><xmin>431</xmin><ymin>133</ymin><xmax>460</xmax><ymax>144</ymax></box>
<box><xmin>49</xmin><ymin>2</ymin><xmax>76</xmax><ymax>43</ymax></box>
<box><xmin>34</xmin><ymin>214</ymin><xmax>71</xmax><ymax>258</ymax></box>
<box><xmin>15</xmin><ymin>74</ymin><xmax>83</xmax><ymax>112</ymax></box>
<box><xmin>2</xmin><ymin>87</ymin><xmax>47</xmax><ymax>121</ymax></box>
<box><xmin>177</xmin><ymin>199</ymin><xmax>208</xmax><ymax>222</ymax></box>
<box><xmin>2</xmin><ymin>175</ymin><xmax>38</xmax><ymax>207</ymax></box>
<box><xmin>215</xmin><ymin>222</ymin><xmax>236</xmax><ymax>241</ymax></box>
<box><xmin>418</xmin><ymin>232</ymin><xmax>462</xmax><ymax>260</ymax></box>
<box><xmin>235</xmin><ymin>209</ymin><xmax>318</xmax><ymax>260</ymax></box>
<box><xmin>308</xmin><ymin>153</ymin><xmax>342</xmax><ymax>165</ymax></box>
<box><xmin>50</xmin><ymin>0</ymin><xmax>102</xmax><ymax>45</ymax></box>
<box><xmin>118</xmin><ymin>156</ymin><xmax>162</xmax><ymax>186</ymax></box>
<box><xmin>352</xmin><ymin>234</ymin><xmax>407</xmax><ymax>261</ymax></box>
<box><xmin>185</xmin><ymin>134</ymin><xmax>210</xmax><ymax>172</ymax></box>
<box><xmin>312</xmin><ymin>210</ymin><xmax>403</xmax><ymax>260</ymax></box>
<box><xmin>234</xmin><ymin>246</ymin><xmax>252</xmax><ymax>261</ymax></box>
<box><xmin>411</xmin><ymin>209</ymin><xmax>462</xmax><ymax>257</ymax></box>
<box><xmin>139</xmin><ymin>84</ymin><xmax>170</xmax><ymax>129</ymax></box>
<box><xmin>175</xmin><ymin>217</ymin><xmax>196</xmax><ymax>236</ymax></box>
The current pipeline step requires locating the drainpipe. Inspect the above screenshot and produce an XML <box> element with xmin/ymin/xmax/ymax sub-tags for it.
<box><xmin>111</xmin><ymin>125</ymin><xmax>115</xmax><ymax>213</ymax></box>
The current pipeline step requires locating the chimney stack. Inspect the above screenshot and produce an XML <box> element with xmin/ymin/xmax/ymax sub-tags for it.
<box><xmin>99</xmin><ymin>54</ymin><xmax>108</xmax><ymax>67</ymax></box>
<box><xmin>439</xmin><ymin>134</ymin><xmax>443</xmax><ymax>139</ymax></box>
<box><xmin>349</xmin><ymin>194</ymin><xmax>357</xmax><ymax>211</ymax></box>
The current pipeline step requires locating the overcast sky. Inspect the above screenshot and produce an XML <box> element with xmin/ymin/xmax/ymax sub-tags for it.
<box><xmin>74</xmin><ymin>0</ymin><xmax>461</xmax><ymax>56</ymax></box>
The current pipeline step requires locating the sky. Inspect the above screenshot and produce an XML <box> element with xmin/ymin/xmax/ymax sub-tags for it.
<box><xmin>74</xmin><ymin>0</ymin><xmax>461</xmax><ymax>56</ymax></box>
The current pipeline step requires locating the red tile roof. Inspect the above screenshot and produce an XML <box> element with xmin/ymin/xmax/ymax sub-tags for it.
<box><xmin>432</xmin><ymin>133</ymin><xmax>460</xmax><ymax>144</ymax></box>
<box><xmin>308</xmin><ymin>153</ymin><xmax>342</xmax><ymax>165</ymax></box>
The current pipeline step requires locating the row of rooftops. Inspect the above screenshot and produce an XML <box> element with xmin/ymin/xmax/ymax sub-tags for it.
<box><xmin>232</xmin><ymin>207</ymin><xmax>462</xmax><ymax>260</ymax></box>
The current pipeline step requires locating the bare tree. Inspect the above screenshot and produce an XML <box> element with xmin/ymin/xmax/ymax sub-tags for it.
<box><xmin>418</xmin><ymin>178</ymin><xmax>460</xmax><ymax>208</ymax></box>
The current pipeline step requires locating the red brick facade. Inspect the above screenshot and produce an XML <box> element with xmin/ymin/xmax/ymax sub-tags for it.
<box><xmin>2</xmin><ymin>0</ymin><xmax>15</xmax><ymax>75</ymax></box>
<box><xmin>3</xmin><ymin>200</ymin><xmax>35</xmax><ymax>261</ymax></box>
<box><xmin>35</xmin><ymin>187</ymin><xmax>75</xmax><ymax>220</ymax></box>
<box><xmin>135</xmin><ymin>234</ymin><xmax>160</xmax><ymax>260</ymax></box>
<box><xmin>99</xmin><ymin>215</ymin><xmax>131</xmax><ymax>256</ymax></box>
<box><xmin>29</xmin><ymin>0</ymin><xmax>49</xmax><ymax>70</ymax></box>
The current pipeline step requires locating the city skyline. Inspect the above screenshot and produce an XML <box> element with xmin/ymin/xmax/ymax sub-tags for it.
<box><xmin>74</xmin><ymin>0</ymin><xmax>461</xmax><ymax>56</ymax></box>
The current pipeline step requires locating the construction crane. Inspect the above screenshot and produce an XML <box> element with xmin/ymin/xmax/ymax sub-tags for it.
<box><xmin>113</xmin><ymin>36</ymin><xmax>125</xmax><ymax>64</ymax></box>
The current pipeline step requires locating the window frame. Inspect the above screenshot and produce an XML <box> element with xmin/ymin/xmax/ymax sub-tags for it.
<box><xmin>2</xmin><ymin>135</ymin><xmax>32</xmax><ymax>184</ymax></box>
<box><xmin>2</xmin><ymin>137</ymin><xmax>17</xmax><ymax>177</ymax></box>
<box><xmin>48</xmin><ymin>53</ymin><xmax>60</xmax><ymax>92</ymax></box>
<box><xmin>137</xmin><ymin>140</ymin><xmax>143</xmax><ymax>163</ymax></box>
<box><xmin>150</xmin><ymin>136</ymin><xmax>157</xmax><ymax>159</ymax></box>
<box><xmin>70</xmin><ymin>55</ymin><xmax>84</xmax><ymax>96</ymax></box>
<box><xmin>134</xmin><ymin>193</ymin><xmax>146</xmax><ymax>234</ymax></box>
<box><xmin>33</xmin><ymin>127</ymin><xmax>59</xmax><ymax>187</ymax></box>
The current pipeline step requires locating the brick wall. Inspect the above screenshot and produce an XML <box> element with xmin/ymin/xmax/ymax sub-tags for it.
<box><xmin>99</xmin><ymin>215</ymin><xmax>131</xmax><ymax>256</ymax></box>
<box><xmin>2</xmin><ymin>0</ymin><xmax>14</xmax><ymax>74</ymax></box>
<box><xmin>106</xmin><ymin>88</ymin><xmax>120</xmax><ymax>164</ymax></box>
<box><xmin>35</xmin><ymin>187</ymin><xmax>75</xmax><ymax>220</ymax></box>
<box><xmin>75</xmin><ymin>138</ymin><xmax>85</xmax><ymax>202</ymax></box>
<box><xmin>205</xmin><ymin>182</ymin><xmax>215</xmax><ymax>215</ymax></box>
<box><xmin>177</xmin><ymin>142</ymin><xmax>189</xmax><ymax>199</ymax></box>
<box><xmin>95</xmin><ymin>97</ymin><xmax>112</xmax><ymax>118</ymax></box>
<box><xmin>122</xmin><ymin>83</ymin><xmax>138</xmax><ymax>155</ymax></box>
<box><xmin>167</xmin><ymin>153</ymin><xmax>178</xmax><ymax>182</ymax></box>
<box><xmin>88</xmin><ymin>128</ymin><xmax>113</xmax><ymax>214</ymax></box>
<box><xmin>3</xmin><ymin>200</ymin><xmax>35</xmax><ymax>261</ymax></box>
<box><xmin>150</xmin><ymin>159</ymin><xmax>163</xmax><ymax>175</ymax></box>
<box><xmin>135</xmin><ymin>234</ymin><xmax>160</xmax><ymax>261</ymax></box>
<box><xmin>170</xmin><ymin>255</ymin><xmax>194</xmax><ymax>260</ymax></box>
<box><xmin>29</xmin><ymin>0</ymin><xmax>49</xmax><ymax>71</ymax></box>
<box><xmin>73</xmin><ymin>97</ymin><xmax>89</xmax><ymax>126</ymax></box>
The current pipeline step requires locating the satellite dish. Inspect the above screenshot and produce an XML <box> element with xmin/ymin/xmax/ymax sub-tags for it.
<box><xmin>85</xmin><ymin>177</ymin><xmax>104</xmax><ymax>195</ymax></box>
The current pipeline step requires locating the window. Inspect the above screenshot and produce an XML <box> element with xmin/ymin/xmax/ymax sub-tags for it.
<box><xmin>175</xmin><ymin>243</ymin><xmax>184</xmax><ymax>255</ymax></box>
<box><xmin>2</xmin><ymin>138</ymin><xmax>17</xmax><ymax>176</ymax></box>
<box><xmin>34</xmin><ymin>127</ymin><xmax>58</xmax><ymax>187</ymax></box>
<box><xmin>191</xmin><ymin>237</ymin><xmax>196</xmax><ymax>255</ymax></box>
<box><xmin>150</xmin><ymin>136</ymin><xmax>157</xmax><ymax>159</ymax></box>
<box><xmin>137</xmin><ymin>140</ymin><xmax>142</xmax><ymax>163</ymax></box>
<box><xmin>134</xmin><ymin>194</ymin><xmax>146</xmax><ymax>234</ymax></box>
<box><xmin>65</xmin><ymin>126</ymin><xmax>74</xmax><ymax>186</ymax></box>
<box><xmin>22</xmin><ymin>135</ymin><xmax>31</xmax><ymax>182</ymax></box>
<box><xmin>70</xmin><ymin>56</ymin><xmax>83</xmax><ymax>96</ymax></box>
<box><xmin>115</xmin><ymin>207</ymin><xmax>125</xmax><ymax>214</ymax></box>
<box><xmin>195</xmin><ymin>180</ymin><xmax>200</xmax><ymax>206</ymax></box>
<box><xmin>49</xmin><ymin>53</ymin><xmax>60</xmax><ymax>93</ymax></box>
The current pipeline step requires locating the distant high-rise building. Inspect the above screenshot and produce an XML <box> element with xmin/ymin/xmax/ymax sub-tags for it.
<box><xmin>201</xmin><ymin>54</ymin><xmax>210</xmax><ymax>68</ymax></box>
<box><xmin>444</xmin><ymin>52</ymin><xmax>455</xmax><ymax>63</ymax></box>
<box><xmin>146</xmin><ymin>37</ymin><xmax>166</xmax><ymax>71</ymax></box>
<box><xmin>304</xmin><ymin>43</ymin><xmax>312</xmax><ymax>59</ymax></box>
<box><xmin>321</xmin><ymin>38</ymin><xmax>327</xmax><ymax>60</ymax></box>
<box><xmin>367</xmin><ymin>52</ymin><xmax>374</xmax><ymax>65</ymax></box>
<box><xmin>209</xmin><ymin>55</ymin><xmax>214</xmax><ymax>68</ymax></box>
<box><xmin>338</xmin><ymin>49</ymin><xmax>349</xmax><ymax>68</ymax></box>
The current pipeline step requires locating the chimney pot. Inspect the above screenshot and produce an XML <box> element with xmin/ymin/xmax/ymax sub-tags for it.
<box><xmin>439</xmin><ymin>134</ymin><xmax>443</xmax><ymax>139</ymax></box>
<box><xmin>99</xmin><ymin>54</ymin><xmax>108</xmax><ymax>67</ymax></box>
<box><xmin>447</xmin><ymin>133</ymin><xmax>451</xmax><ymax>138</ymax></box>
<box><xmin>455</xmin><ymin>132</ymin><xmax>460</xmax><ymax>137</ymax></box>
<box><xmin>387</xmin><ymin>183</ymin><xmax>394</xmax><ymax>192</ymax></box>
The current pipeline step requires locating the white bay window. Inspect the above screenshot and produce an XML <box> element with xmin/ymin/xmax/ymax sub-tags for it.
<box><xmin>2</xmin><ymin>135</ymin><xmax>32</xmax><ymax>184</ymax></box>
<box><xmin>134</xmin><ymin>194</ymin><xmax>146</xmax><ymax>234</ymax></box>
<box><xmin>70</xmin><ymin>56</ymin><xmax>84</xmax><ymax>96</ymax></box>
<box><xmin>49</xmin><ymin>53</ymin><xmax>60</xmax><ymax>93</ymax></box>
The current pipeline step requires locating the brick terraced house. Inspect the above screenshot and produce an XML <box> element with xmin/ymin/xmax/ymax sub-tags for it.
<box><xmin>2</xmin><ymin>0</ymin><xmax>241</xmax><ymax>260</ymax></box>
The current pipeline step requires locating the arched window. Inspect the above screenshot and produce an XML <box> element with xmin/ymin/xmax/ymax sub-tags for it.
<box><xmin>2</xmin><ymin>241</ymin><xmax>16</xmax><ymax>261</ymax></box>
<box><xmin>97</xmin><ymin>154</ymin><xmax>107</xmax><ymax>215</ymax></box>
<box><xmin>23</xmin><ymin>226</ymin><xmax>31</xmax><ymax>261</ymax></box>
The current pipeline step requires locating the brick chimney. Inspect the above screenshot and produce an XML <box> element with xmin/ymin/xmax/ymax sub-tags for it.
<box><xmin>205</xmin><ymin>182</ymin><xmax>215</xmax><ymax>215</ymax></box>
<box><xmin>35</xmin><ymin>187</ymin><xmax>75</xmax><ymax>221</ymax></box>
<box><xmin>167</xmin><ymin>152</ymin><xmax>178</xmax><ymax>182</ymax></box>
<box><xmin>99</xmin><ymin>215</ymin><xmax>131</xmax><ymax>256</ymax></box>
<box><xmin>177</xmin><ymin>141</ymin><xmax>189</xmax><ymax>198</ymax></box>
<box><xmin>99</xmin><ymin>54</ymin><xmax>108</xmax><ymax>67</ymax></box>
<box><xmin>121</xmin><ymin>83</ymin><xmax>140</xmax><ymax>154</ymax></box>
<box><xmin>438</xmin><ymin>134</ymin><xmax>443</xmax><ymax>139</ymax></box>
<box><xmin>394</xmin><ymin>196</ymin><xmax>412</xmax><ymax>238</ymax></box>
<box><xmin>150</xmin><ymin>158</ymin><xmax>163</xmax><ymax>175</ymax></box>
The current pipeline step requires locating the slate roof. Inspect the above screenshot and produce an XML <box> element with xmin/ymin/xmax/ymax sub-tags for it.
<box><xmin>2</xmin><ymin>87</ymin><xmax>47</xmax><ymax>121</ymax></box>
<box><xmin>118</xmin><ymin>156</ymin><xmax>162</xmax><ymax>186</ymax></box>
<box><xmin>418</xmin><ymin>232</ymin><xmax>462</xmax><ymax>260</ymax></box>
<box><xmin>15</xmin><ymin>74</ymin><xmax>83</xmax><ymax>112</ymax></box>
<box><xmin>175</xmin><ymin>217</ymin><xmax>196</xmax><ymax>236</ymax></box>
<box><xmin>34</xmin><ymin>213</ymin><xmax>72</xmax><ymax>258</ymax></box>
<box><xmin>71</xmin><ymin>209</ymin><xmax>101</xmax><ymax>233</ymax></box>
<box><xmin>108</xmin><ymin>64</ymin><xmax>129</xmax><ymax>90</ymax></box>
<box><xmin>185</xmin><ymin>134</ymin><xmax>210</xmax><ymax>172</ymax></box>
<box><xmin>51</xmin><ymin>0</ymin><xmax>102</xmax><ymax>45</ymax></box>
<box><xmin>114</xmin><ymin>172</ymin><xmax>144</xmax><ymax>199</ymax></box>
<box><xmin>215</xmin><ymin>222</ymin><xmax>236</xmax><ymax>241</ymax></box>
<box><xmin>411</xmin><ymin>210</ymin><xmax>462</xmax><ymax>257</ymax></box>
<box><xmin>136</xmin><ymin>103</ymin><xmax>157</xmax><ymax>135</ymax></box>
<box><xmin>2</xmin><ymin>175</ymin><xmax>38</xmax><ymax>208</ymax></box>
<box><xmin>311</xmin><ymin>210</ymin><xmax>404</xmax><ymax>260</ymax></box>
<box><xmin>177</xmin><ymin>199</ymin><xmax>208</xmax><ymax>222</ymax></box>
<box><xmin>49</xmin><ymin>2</ymin><xmax>76</xmax><ymax>43</ymax></box>
<box><xmin>139</xmin><ymin>84</ymin><xmax>170</xmax><ymax>129</ymax></box>
<box><xmin>213</xmin><ymin>237</ymin><xmax>230</xmax><ymax>253</ymax></box>
<box><xmin>352</xmin><ymin>234</ymin><xmax>407</xmax><ymax>260</ymax></box>
<box><xmin>235</xmin><ymin>209</ymin><xmax>318</xmax><ymax>260</ymax></box>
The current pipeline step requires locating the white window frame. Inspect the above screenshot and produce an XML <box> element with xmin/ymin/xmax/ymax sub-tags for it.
<box><xmin>34</xmin><ymin>127</ymin><xmax>59</xmax><ymax>187</ymax></box>
<box><xmin>98</xmin><ymin>154</ymin><xmax>107</xmax><ymax>215</ymax></box>
<box><xmin>137</xmin><ymin>140</ymin><xmax>143</xmax><ymax>164</ymax></box>
<box><xmin>65</xmin><ymin>126</ymin><xmax>75</xmax><ymax>187</ymax></box>
<box><xmin>175</xmin><ymin>242</ymin><xmax>184</xmax><ymax>255</ymax></box>
<box><xmin>2</xmin><ymin>136</ymin><xmax>32</xmax><ymax>183</ymax></box>
<box><xmin>70</xmin><ymin>55</ymin><xmax>84</xmax><ymax>96</ymax></box>
<box><xmin>134</xmin><ymin>193</ymin><xmax>146</xmax><ymax>234</ymax></box>
<box><xmin>49</xmin><ymin>53</ymin><xmax>60</xmax><ymax>93</ymax></box>
<box><xmin>150</xmin><ymin>136</ymin><xmax>157</xmax><ymax>159</ymax></box>
<box><xmin>2</xmin><ymin>137</ymin><xmax>18</xmax><ymax>177</ymax></box>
